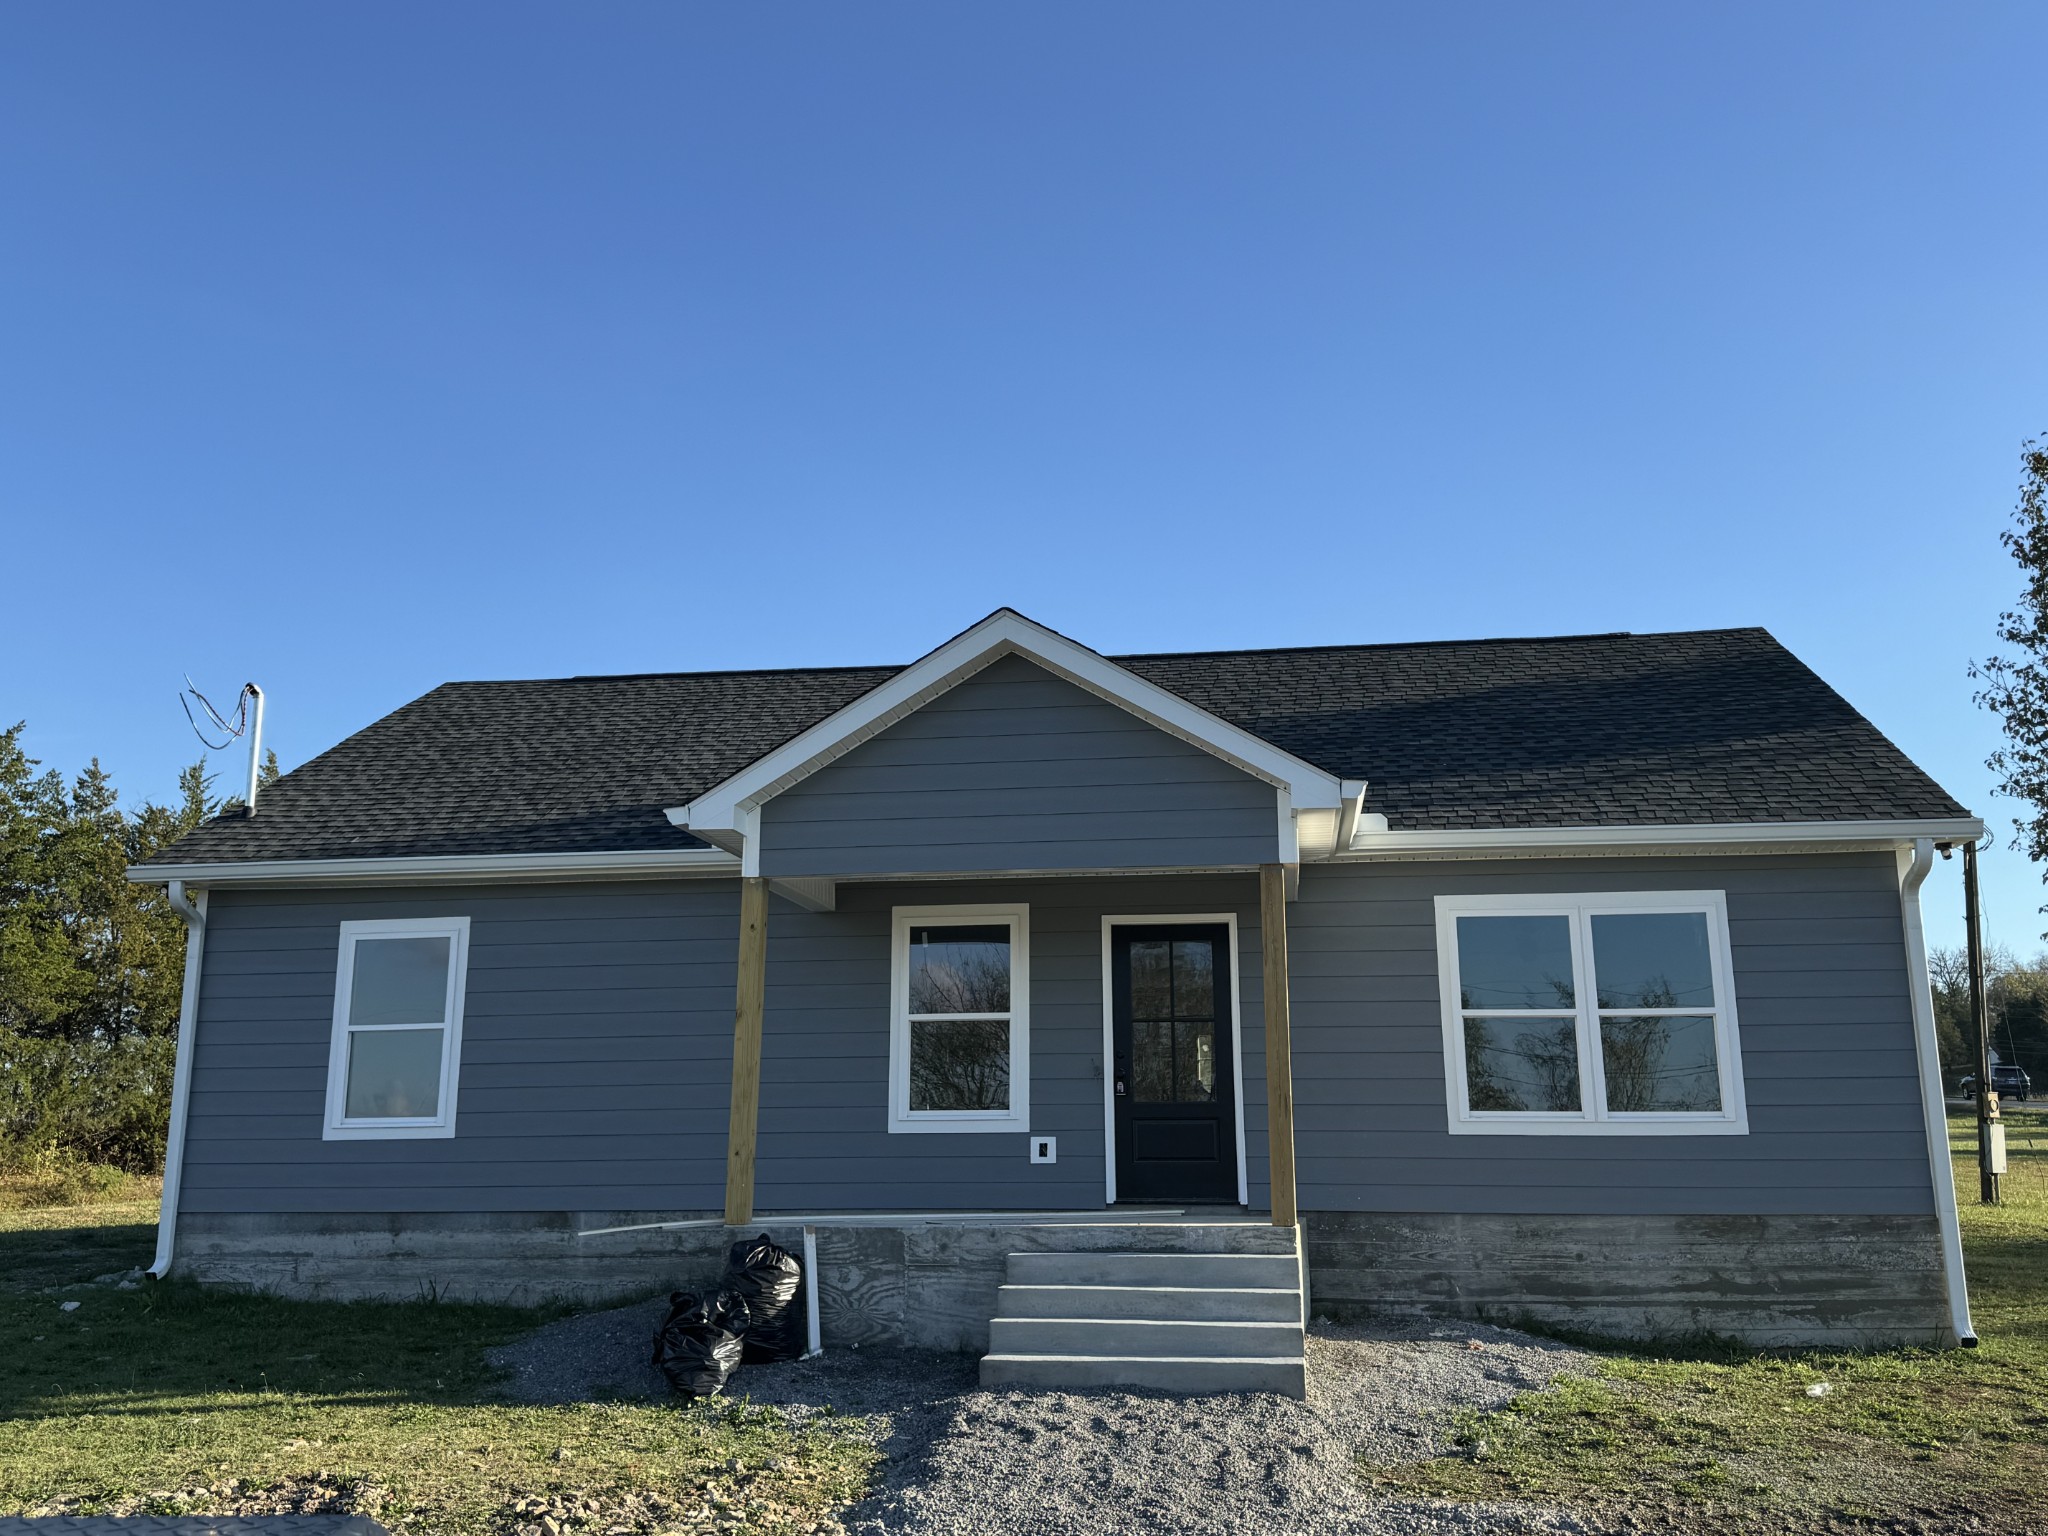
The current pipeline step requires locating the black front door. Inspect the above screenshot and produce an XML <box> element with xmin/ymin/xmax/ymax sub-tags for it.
<box><xmin>1111</xmin><ymin>924</ymin><xmax>1239</xmax><ymax>1203</ymax></box>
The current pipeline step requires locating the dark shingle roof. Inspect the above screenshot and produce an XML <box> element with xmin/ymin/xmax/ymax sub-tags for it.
<box><xmin>148</xmin><ymin>626</ymin><xmax>1967</xmax><ymax>865</ymax></box>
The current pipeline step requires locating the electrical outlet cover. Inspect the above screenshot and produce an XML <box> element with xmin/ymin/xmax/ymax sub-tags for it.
<box><xmin>1030</xmin><ymin>1136</ymin><xmax>1057</xmax><ymax>1164</ymax></box>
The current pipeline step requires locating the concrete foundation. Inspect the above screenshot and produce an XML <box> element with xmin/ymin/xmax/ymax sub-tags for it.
<box><xmin>171</xmin><ymin>1211</ymin><xmax>1299</xmax><ymax>1354</ymax></box>
<box><xmin>1303</xmin><ymin>1211</ymin><xmax>1953</xmax><ymax>1347</ymax></box>
<box><xmin>172</xmin><ymin>1208</ymin><xmax>1954</xmax><ymax>1352</ymax></box>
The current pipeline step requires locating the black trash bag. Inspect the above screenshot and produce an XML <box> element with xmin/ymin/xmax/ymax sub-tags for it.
<box><xmin>722</xmin><ymin>1233</ymin><xmax>805</xmax><ymax>1363</ymax></box>
<box><xmin>650</xmin><ymin>1289</ymin><xmax>750</xmax><ymax>1398</ymax></box>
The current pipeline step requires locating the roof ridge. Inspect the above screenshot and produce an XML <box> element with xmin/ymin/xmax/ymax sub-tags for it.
<box><xmin>443</xmin><ymin>625</ymin><xmax>1774</xmax><ymax>687</ymax></box>
<box><xmin>1113</xmin><ymin>626</ymin><xmax>1771</xmax><ymax>662</ymax></box>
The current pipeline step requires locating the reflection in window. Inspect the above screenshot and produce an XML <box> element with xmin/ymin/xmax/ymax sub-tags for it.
<box><xmin>893</xmin><ymin>908</ymin><xmax>1027</xmax><ymax>1128</ymax></box>
<box><xmin>1463</xmin><ymin>1017</ymin><xmax>1581</xmax><ymax>1112</ymax></box>
<box><xmin>1455</xmin><ymin>915</ymin><xmax>1575</xmax><ymax>1008</ymax></box>
<box><xmin>909</xmin><ymin>1017</ymin><xmax>1011</xmax><ymax>1111</ymax></box>
<box><xmin>1130</xmin><ymin>937</ymin><xmax>1217</xmax><ymax>1103</ymax></box>
<box><xmin>1599</xmin><ymin>1015</ymin><xmax>1722</xmax><ymax>1113</ymax></box>
<box><xmin>1440</xmin><ymin>895</ymin><xmax>1743</xmax><ymax>1131</ymax></box>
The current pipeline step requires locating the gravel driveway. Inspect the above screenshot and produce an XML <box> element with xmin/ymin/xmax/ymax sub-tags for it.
<box><xmin>489</xmin><ymin>1301</ymin><xmax>1597</xmax><ymax>1535</ymax></box>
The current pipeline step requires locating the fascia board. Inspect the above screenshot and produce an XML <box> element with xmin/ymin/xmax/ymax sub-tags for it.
<box><xmin>1338</xmin><ymin>817</ymin><xmax>1986</xmax><ymax>859</ymax></box>
<box><xmin>672</xmin><ymin>610</ymin><xmax>1345</xmax><ymax>832</ymax></box>
<box><xmin>127</xmin><ymin>847</ymin><xmax>739</xmax><ymax>888</ymax></box>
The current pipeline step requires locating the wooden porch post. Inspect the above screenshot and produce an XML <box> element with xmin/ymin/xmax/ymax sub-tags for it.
<box><xmin>724</xmin><ymin>875</ymin><xmax>770</xmax><ymax>1226</ymax></box>
<box><xmin>1259</xmin><ymin>862</ymin><xmax>1298</xmax><ymax>1227</ymax></box>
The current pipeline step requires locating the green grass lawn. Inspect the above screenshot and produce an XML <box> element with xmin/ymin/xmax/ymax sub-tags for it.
<box><xmin>0</xmin><ymin>1207</ymin><xmax>875</xmax><ymax>1535</ymax></box>
<box><xmin>1365</xmin><ymin>1105</ymin><xmax>2048</xmax><ymax>1531</ymax></box>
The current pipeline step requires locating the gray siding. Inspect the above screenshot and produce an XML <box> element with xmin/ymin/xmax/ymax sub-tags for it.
<box><xmin>181</xmin><ymin>881</ymin><xmax>740</xmax><ymax>1215</ymax></box>
<box><xmin>757</xmin><ymin>654</ymin><xmax>1279</xmax><ymax>878</ymax></box>
<box><xmin>753</xmin><ymin>873</ymin><xmax>1268</xmax><ymax>1213</ymax></box>
<box><xmin>179</xmin><ymin>871</ymin><xmax>1271</xmax><ymax>1218</ymax></box>
<box><xmin>1290</xmin><ymin>853</ymin><xmax>1936</xmax><ymax>1217</ymax></box>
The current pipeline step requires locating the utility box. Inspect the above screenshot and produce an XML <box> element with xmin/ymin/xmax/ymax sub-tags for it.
<box><xmin>1988</xmin><ymin>1123</ymin><xmax>2008</xmax><ymax>1176</ymax></box>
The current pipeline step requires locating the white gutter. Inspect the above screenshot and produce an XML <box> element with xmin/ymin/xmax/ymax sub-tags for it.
<box><xmin>127</xmin><ymin>846</ymin><xmax>738</xmax><ymax>889</ymax></box>
<box><xmin>1341</xmin><ymin>817</ymin><xmax>1985</xmax><ymax>859</ymax></box>
<box><xmin>151</xmin><ymin>880</ymin><xmax>208</xmax><ymax>1280</ymax></box>
<box><xmin>1898</xmin><ymin>837</ymin><xmax>1976</xmax><ymax>1346</ymax></box>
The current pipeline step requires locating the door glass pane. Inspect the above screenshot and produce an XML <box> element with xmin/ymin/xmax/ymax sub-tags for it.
<box><xmin>1591</xmin><ymin>913</ymin><xmax>1715</xmax><ymax>1008</ymax></box>
<box><xmin>909</xmin><ymin>1018</ymin><xmax>1011</xmax><ymax>1110</ymax></box>
<box><xmin>908</xmin><ymin>925</ymin><xmax>1010</xmax><ymax>1014</ymax></box>
<box><xmin>1174</xmin><ymin>1019</ymin><xmax>1217</xmax><ymax>1101</ymax></box>
<box><xmin>348</xmin><ymin>937</ymin><xmax>451</xmax><ymax>1026</ymax></box>
<box><xmin>1171</xmin><ymin>939</ymin><xmax>1215</xmax><ymax>1018</ymax></box>
<box><xmin>1129</xmin><ymin>940</ymin><xmax>1172</xmax><ymax>1018</ymax></box>
<box><xmin>345</xmin><ymin>1027</ymin><xmax>444</xmax><ymax>1118</ymax></box>
<box><xmin>1455</xmin><ymin>916</ymin><xmax>1575</xmax><ymax>1008</ymax></box>
<box><xmin>1132</xmin><ymin>1019</ymin><xmax>1175</xmax><ymax>1101</ymax></box>
<box><xmin>1600</xmin><ymin>1015</ymin><xmax>1722</xmax><ymax>1112</ymax></box>
<box><xmin>1462</xmin><ymin>1016</ymin><xmax>1582</xmax><ymax>1113</ymax></box>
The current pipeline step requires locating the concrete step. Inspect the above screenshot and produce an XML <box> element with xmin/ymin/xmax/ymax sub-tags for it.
<box><xmin>989</xmin><ymin>1316</ymin><xmax>1303</xmax><ymax>1358</ymax></box>
<box><xmin>995</xmin><ymin>1283</ymin><xmax>1302</xmax><ymax>1322</ymax></box>
<box><xmin>980</xmin><ymin>1352</ymin><xmax>1307</xmax><ymax>1396</ymax></box>
<box><xmin>1004</xmin><ymin>1250</ymin><xmax>1299</xmax><ymax>1289</ymax></box>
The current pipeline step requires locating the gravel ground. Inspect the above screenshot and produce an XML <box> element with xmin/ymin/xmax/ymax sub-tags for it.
<box><xmin>489</xmin><ymin>1300</ymin><xmax>1598</xmax><ymax>1535</ymax></box>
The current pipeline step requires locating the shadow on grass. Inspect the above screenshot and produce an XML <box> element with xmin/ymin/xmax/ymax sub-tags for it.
<box><xmin>0</xmin><ymin>1219</ymin><xmax>157</xmax><ymax>1293</ymax></box>
<box><xmin>2</xmin><ymin>1269</ymin><xmax>566</xmax><ymax>1421</ymax></box>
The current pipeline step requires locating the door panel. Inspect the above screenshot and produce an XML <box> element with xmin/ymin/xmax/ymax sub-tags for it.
<box><xmin>1112</xmin><ymin>923</ymin><xmax>1238</xmax><ymax>1202</ymax></box>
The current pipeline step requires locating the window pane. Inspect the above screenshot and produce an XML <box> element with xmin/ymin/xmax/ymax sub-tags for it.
<box><xmin>345</xmin><ymin>1027</ymin><xmax>444</xmax><ymax>1119</ymax></box>
<box><xmin>1462</xmin><ymin>1016</ymin><xmax>1582</xmax><ymax>1113</ymax></box>
<box><xmin>909</xmin><ymin>1017</ymin><xmax>1011</xmax><ymax>1111</ymax></box>
<box><xmin>1130</xmin><ymin>940</ymin><xmax>1172</xmax><ymax>1019</ymax></box>
<box><xmin>1171</xmin><ymin>939</ymin><xmax>1215</xmax><ymax>1018</ymax></box>
<box><xmin>1133</xmin><ymin>1018</ymin><xmax>1174</xmax><ymax>1101</ymax></box>
<box><xmin>1174</xmin><ymin>1018</ymin><xmax>1217</xmax><ymax>1102</ymax></box>
<box><xmin>1600</xmin><ymin>1015</ymin><xmax>1723</xmax><ymax>1113</ymax></box>
<box><xmin>908</xmin><ymin>925</ymin><xmax>1010</xmax><ymax>1014</ymax></box>
<box><xmin>348</xmin><ymin>937</ymin><xmax>452</xmax><ymax>1027</ymax></box>
<box><xmin>1591</xmin><ymin>913</ymin><xmax>1714</xmax><ymax>1008</ymax></box>
<box><xmin>1455</xmin><ymin>915</ymin><xmax>1576</xmax><ymax>1008</ymax></box>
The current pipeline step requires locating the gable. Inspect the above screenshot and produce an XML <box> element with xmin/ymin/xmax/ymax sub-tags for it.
<box><xmin>756</xmin><ymin>654</ymin><xmax>1279</xmax><ymax>877</ymax></box>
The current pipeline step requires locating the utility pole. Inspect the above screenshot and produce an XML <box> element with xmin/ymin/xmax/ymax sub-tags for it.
<box><xmin>1964</xmin><ymin>840</ymin><xmax>2001</xmax><ymax>1205</ymax></box>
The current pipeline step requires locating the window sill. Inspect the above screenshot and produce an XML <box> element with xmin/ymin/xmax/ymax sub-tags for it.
<box><xmin>323</xmin><ymin>1120</ymin><xmax>457</xmax><ymax>1141</ymax></box>
<box><xmin>887</xmin><ymin>1113</ymin><xmax>1027</xmax><ymax>1136</ymax></box>
<box><xmin>1447</xmin><ymin>1115</ymin><xmax>1749</xmax><ymax>1137</ymax></box>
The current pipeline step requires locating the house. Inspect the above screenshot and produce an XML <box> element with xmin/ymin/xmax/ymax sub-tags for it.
<box><xmin>132</xmin><ymin>610</ymin><xmax>1981</xmax><ymax>1395</ymax></box>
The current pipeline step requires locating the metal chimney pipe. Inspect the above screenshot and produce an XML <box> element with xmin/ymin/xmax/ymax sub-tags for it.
<box><xmin>244</xmin><ymin>683</ymin><xmax>266</xmax><ymax>816</ymax></box>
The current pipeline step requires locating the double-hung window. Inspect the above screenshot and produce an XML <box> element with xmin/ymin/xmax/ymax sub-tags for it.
<box><xmin>1433</xmin><ymin>891</ymin><xmax>1747</xmax><ymax>1135</ymax></box>
<box><xmin>888</xmin><ymin>904</ymin><xmax>1029</xmax><ymax>1133</ymax></box>
<box><xmin>324</xmin><ymin>916</ymin><xmax>470</xmax><ymax>1140</ymax></box>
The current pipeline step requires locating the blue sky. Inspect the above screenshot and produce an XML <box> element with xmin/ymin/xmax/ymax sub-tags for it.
<box><xmin>3</xmin><ymin>3</ymin><xmax>2044</xmax><ymax>951</ymax></box>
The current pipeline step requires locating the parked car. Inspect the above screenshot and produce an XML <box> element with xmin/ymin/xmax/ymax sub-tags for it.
<box><xmin>1957</xmin><ymin>1065</ymin><xmax>2032</xmax><ymax>1102</ymax></box>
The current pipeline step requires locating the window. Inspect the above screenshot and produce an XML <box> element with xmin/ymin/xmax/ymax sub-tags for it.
<box><xmin>889</xmin><ymin>904</ymin><xmax>1029</xmax><ymax>1133</ymax></box>
<box><xmin>324</xmin><ymin>917</ymin><xmax>471</xmax><ymax>1140</ymax></box>
<box><xmin>1432</xmin><ymin>891</ymin><xmax>1747</xmax><ymax>1135</ymax></box>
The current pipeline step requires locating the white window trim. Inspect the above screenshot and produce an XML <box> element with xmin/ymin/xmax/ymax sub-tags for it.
<box><xmin>889</xmin><ymin>903</ymin><xmax>1030</xmax><ymax>1134</ymax></box>
<box><xmin>1098</xmin><ymin>914</ymin><xmax>1250</xmax><ymax>1208</ymax></box>
<box><xmin>1432</xmin><ymin>889</ymin><xmax>1748</xmax><ymax>1136</ymax></box>
<box><xmin>323</xmin><ymin>915</ymin><xmax>471</xmax><ymax>1141</ymax></box>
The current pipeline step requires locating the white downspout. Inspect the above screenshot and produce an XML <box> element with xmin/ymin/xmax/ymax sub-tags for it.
<box><xmin>1898</xmin><ymin>839</ymin><xmax>1976</xmax><ymax>1345</ymax></box>
<box><xmin>151</xmin><ymin>879</ymin><xmax>208</xmax><ymax>1280</ymax></box>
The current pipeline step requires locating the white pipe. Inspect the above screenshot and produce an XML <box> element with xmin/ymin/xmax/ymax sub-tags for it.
<box><xmin>243</xmin><ymin>684</ymin><xmax>266</xmax><ymax>815</ymax></box>
<box><xmin>1898</xmin><ymin>838</ymin><xmax>1976</xmax><ymax>1345</ymax></box>
<box><xmin>151</xmin><ymin>881</ymin><xmax>208</xmax><ymax>1279</ymax></box>
<box><xmin>802</xmin><ymin>1225</ymin><xmax>822</xmax><ymax>1358</ymax></box>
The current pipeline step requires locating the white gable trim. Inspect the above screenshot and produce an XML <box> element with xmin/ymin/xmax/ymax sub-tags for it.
<box><xmin>669</xmin><ymin>610</ymin><xmax>1347</xmax><ymax>851</ymax></box>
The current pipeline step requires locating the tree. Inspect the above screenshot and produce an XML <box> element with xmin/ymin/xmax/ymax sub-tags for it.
<box><xmin>0</xmin><ymin>725</ymin><xmax>218</xmax><ymax>1171</ymax></box>
<box><xmin>1972</xmin><ymin>434</ymin><xmax>2048</xmax><ymax>916</ymax></box>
